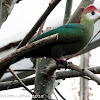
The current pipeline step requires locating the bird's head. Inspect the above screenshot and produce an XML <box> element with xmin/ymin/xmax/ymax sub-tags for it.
<box><xmin>78</xmin><ymin>5</ymin><xmax>100</xmax><ymax>23</ymax></box>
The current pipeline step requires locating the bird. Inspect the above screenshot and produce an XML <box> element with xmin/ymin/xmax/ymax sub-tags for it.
<box><xmin>16</xmin><ymin>5</ymin><xmax>100</xmax><ymax>63</ymax></box>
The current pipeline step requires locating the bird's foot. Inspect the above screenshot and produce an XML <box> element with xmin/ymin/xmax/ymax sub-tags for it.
<box><xmin>56</xmin><ymin>58</ymin><xmax>69</xmax><ymax>69</ymax></box>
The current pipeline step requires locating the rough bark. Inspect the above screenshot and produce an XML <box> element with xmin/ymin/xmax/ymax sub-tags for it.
<box><xmin>33</xmin><ymin>58</ymin><xmax>56</xmax><ymax>100</ymax></box>
<box><xmin>0</xmin><ymin>0</ymin><xmax>17</xmax><ymax>28</ymax></box>
<box><xmin>0</xmin><ymin>34</ymin><xmax>58</xmax><ymax>78</ymax></box>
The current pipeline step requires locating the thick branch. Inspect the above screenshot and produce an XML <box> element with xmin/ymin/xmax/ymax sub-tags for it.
<box><xmin>0</xmin><ymin>34</ymin><xmax>58</xmax><ymax>78</ymax></box>
<box><xmin>46</xmin><ymin>62</ymin><xmax>67</xmax><ymax>76</ymax></box>
<box><xmin>47</xmin><ymin>62</ymin><xmax>100</xmax><ymax>85</ymax></box>
<box><xmin>56</xmin><ymin>66</ymin><xmax>100</xmax><ymax>79</ymax></box>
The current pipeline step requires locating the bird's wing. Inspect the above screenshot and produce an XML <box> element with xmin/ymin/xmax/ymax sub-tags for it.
<box><xmin>29</xmin><ymin>23</ymin><xmax>85</xmax><ymax>43</ymax></box>
<box><xmin>58</xmin><ymin>23</ymin><xmax>85</xmax><ymax>42</ymax></box>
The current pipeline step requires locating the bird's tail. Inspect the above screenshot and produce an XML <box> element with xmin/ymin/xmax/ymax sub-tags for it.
<box><xmin>13</xmin><ymin>52</ymin><xmax>30</xmax><ymax>64</ymax></box>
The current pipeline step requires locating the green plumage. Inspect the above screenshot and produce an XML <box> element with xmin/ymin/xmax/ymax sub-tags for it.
<box><xmin>28</xmin><ymin>15</ymin><xmax>94</xmax><ymax>58</ymax></box>
<box><xmin>16</xmin><ymin>6</ymin><xmax>100</xmax><ymax>60</ymax></box>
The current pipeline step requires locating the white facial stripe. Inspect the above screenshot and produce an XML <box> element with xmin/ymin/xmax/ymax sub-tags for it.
<box><xmin>86</xmin><ymin>11</ymin><xmax>100</xmax><ymax>20</ymax></box>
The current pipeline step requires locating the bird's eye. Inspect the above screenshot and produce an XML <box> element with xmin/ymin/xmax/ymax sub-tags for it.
<box><xmin>91</xmin><ymin>11</ymin><xmax>95</xmax><ymax>15</ymax></box>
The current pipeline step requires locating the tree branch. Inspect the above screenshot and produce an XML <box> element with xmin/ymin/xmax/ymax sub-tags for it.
<box><xmin>6</xmin><ymin>68</ymin><xmax>35</xmax><ymax>72</ymax></box>
<box><xmin>46</xmin><ymin>62</ymin><xmax>67</xmax><ymax>76</ymax></box>
<box><xmin>56</xmin><ymin>66</ymin><xmax>100</xmax><ymax>79</ymax></box>
<box><xmin>0</xmin><ymin>77</ymin><xmax>35</xmax><ymax>90</ymax></box>
<box><xmin>9</xmin><ymin>67</ymin><xmax>34</xmax><ymax>95</ymax></box>
<box><xmin>0</xmin><ymin>40</ymin><xmax>21</xmax><ymax>52</ymax></box>
<box><xmin>16</xmin><ymin>0</ymin><xmax>22</xmax><ymax>3</ymax></box>
<box><xmin>17</xmin><ymin>0</ymin><xmax>61</xmax><ymax>48</ymax></box>
<box><xmin>0</xmin><ymin>34</ymin><xmax>58</xmax><ymax>78</ymax></box>
<box><xmin>55</xmin><ymin>88</ymin><xmax>66</xmax><ymax>100</ymax></box>
<box><xmin>0</xmin><ymin>1</ymin><xmax>61</xmax><ymax>97</ymax></box>
<box><xmin>68</xmin><ymin>63</ymin><xmax>100</xmax><ymax>85</ymax></box>
<box><xmin>36</xmin><ymin>20</ymin><xmax>46</xmax><ymax>37</ymax></box>
<box><xmin>1</xmin><ymin>66</ymin><xmax>100</xmax><ymax>90</ymax></box>
<box><xmin>1</xmin><ymin>1</ymin><xmax>61</xmax><ymax>93</ymax></box>
<box><xmin>81</xmin><ymin>39</ymin><xmax>100</xmax><ymax>54</ymax></box>
<box><xmin>47</xmin><ymin>62</ymin><xmax>100</xmax><ymax>85</ymax></box>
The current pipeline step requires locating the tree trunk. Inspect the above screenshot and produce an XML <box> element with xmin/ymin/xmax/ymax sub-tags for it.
<box><xmin>0</xmin><ymin>0</ymin><xmax>17</xmax><ymax>28</ymax></box>
<box><xmin>80</xmin><ymin>53</ymin><xmax>89</xmax><ymax>100</ymax></box>
<box><xmin>33</xmin><ymin>58</ymin><xmax>56</xmax><ymax>100</ymax></box>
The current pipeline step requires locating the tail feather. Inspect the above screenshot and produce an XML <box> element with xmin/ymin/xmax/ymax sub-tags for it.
<box><xmin>13</xmin><ymin>52</ymin><xmax>30</xmax><ymax>64</ymax></box>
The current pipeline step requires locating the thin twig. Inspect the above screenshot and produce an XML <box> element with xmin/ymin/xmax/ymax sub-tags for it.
<box><xmin>81</xmin><ymin>76</ymin><xmax>91</xmax><ymax>80</ymax></box>
<box><xmin>9</xmin><ymin>67</ymin><xmax>34</xmax><ymax>95</ymax></box>
<box><xmin>53</xmin><ymin>91</ymin><xmax>58</xmax><ymax>100</ymax></box>
<box><xmin>6</xmin><ymin>69</ymin><xmax>35</xmax><ymax>72</ymax></box>
<box><xmin>55</xmin><ymin>88</ymin><xmax>66</xmax><ymax>100</ymax></box>
<box><xmin>89</xmin><ymin>30</ymin><xmax>100</xmax><ymax>43</ymax></box>
<box><xmin>64</xmin><ymin>30</ymin><xmax>100</xmax><ymax>61</ymax></box>
<box><xmin>37</xmin><ymin>20</ymin><xmax>46</xmax><ymax>37</ymax></box>
<box><xmin>30</xmin><ymin>20</ymin><xmax>46</xmax><ymax>41</ymax></box>
<box><xmin>7</xmin><ymin>80</ymin><xmax>15</xmax><ymax>89</ymax></box>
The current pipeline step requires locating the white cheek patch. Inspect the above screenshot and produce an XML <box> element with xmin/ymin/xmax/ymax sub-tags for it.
<box><xmin>86</xmin><ymin>11</ymin><xmax>100</xmax><ymax>20</ymax></box>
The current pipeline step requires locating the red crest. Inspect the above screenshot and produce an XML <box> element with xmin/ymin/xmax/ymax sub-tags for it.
<box><xmin>78</xmin><ymin>6</ymin><xmax>100</xmax><ymax>23</ymax></box>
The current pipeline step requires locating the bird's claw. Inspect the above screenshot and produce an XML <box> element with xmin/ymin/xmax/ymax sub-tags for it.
<box><xmin>56</xmin><ymin>58</ymin><xmax>69</xmax><ymax>69</ymax></box>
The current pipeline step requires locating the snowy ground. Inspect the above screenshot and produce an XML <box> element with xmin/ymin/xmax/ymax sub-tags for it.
<box><xmin>0</xmin><ymin>0</ymin><xmax>100</xmax><ymax>100</ymax></box>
